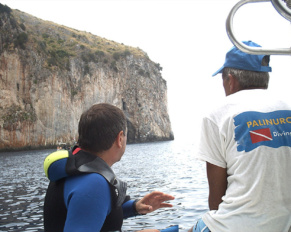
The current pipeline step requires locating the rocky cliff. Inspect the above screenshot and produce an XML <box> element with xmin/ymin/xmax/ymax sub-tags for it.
<box><xmin>0</xmin><ymin>4</ymin><xmax>174</xmax><ymax>151</ymax></box>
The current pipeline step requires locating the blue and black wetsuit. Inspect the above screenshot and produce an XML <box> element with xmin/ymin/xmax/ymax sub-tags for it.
<box><xmin>43</xmin><ymin>147</ymin><xmax>138</xmax><ymax>232</ymax></box>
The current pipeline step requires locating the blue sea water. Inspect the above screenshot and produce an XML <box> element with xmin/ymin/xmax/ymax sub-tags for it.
<box><xmin>0</xmin><ymin>140</ymin><xmax>208</xmax><ymax>232</ymax></box>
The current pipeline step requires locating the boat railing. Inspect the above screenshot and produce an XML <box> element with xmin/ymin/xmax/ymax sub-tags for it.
<box><xmin>226</xmin><ymin>0</ymin><xmax>291</xmax><ymax>55</ymax></box>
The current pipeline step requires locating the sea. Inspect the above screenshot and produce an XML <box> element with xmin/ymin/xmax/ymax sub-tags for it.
<box><xmin>0</xmin><ymin>139</ymin><xmax>208</xmax><ymax>232</ymax></box>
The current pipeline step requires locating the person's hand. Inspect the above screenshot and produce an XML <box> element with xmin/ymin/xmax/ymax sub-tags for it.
<box><xmin>135</xmin><ymin>191</ymin><xmax>175</xmax><ymax>215</ymax></box>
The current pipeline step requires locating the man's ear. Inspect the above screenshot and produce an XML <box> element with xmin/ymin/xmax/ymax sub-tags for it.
<box><xmin>228</xmin><ymin>74</ymin><xmax>234</xmax><ymax>90</ymax></box>
<box><xmin>228</xmin><ymin>74</ymin><xmax>239</xmax><ymax>93</ymax></box>
<box><xmin>116</xmin><ymin>131</ymin><xmax>124</xmax><ymax>148</ymax></box>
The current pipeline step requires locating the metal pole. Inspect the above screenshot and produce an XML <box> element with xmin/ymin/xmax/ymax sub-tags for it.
<box><xmin>226</xmin><ymin>0</ymin><xmax>291</xmax><ymax>55</ymax></box>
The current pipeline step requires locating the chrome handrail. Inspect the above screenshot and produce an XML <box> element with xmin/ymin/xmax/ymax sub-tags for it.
<box><xmin>272</xmin><ymin>0</ymin><xmax>291</xmax><ymax>21</ymax></box>
<box><xmin>226</xmin><ymin>0</ymin><xmax>291</xmax><ymax>55</ymax></box>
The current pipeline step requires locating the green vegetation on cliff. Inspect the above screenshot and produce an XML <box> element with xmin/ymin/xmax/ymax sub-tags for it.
<box><xmin>2</xmin><ymin>104</ymin><xmax>37</xmax><ymax>130</ymax></box>
<box><xmin>0</xmin><ymin>3</ymin><xmax>163</xmax><ymax>73</ymax></box>
<box><xmin>0</xmin><ymin>3</ymin><xmax>11</xmax><ymax>14</ymax></box>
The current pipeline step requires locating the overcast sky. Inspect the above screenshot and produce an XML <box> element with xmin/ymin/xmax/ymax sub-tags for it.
<box><xmin>1</xmin><ymin>0</ymin><xmax>291</xmax><ymax>141</ymax></box>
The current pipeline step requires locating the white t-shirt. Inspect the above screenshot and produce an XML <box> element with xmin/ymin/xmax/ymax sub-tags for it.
<box><xmin>197</xmin><ymin>89</ymin><xmax>291</xmax><ymax>232</ymax></box>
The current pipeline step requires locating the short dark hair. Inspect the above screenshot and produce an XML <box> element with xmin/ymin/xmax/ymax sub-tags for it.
<box><xmin>77</xmin><ymin>103</ymin><xmax>127</xmax><ymax>153</ymax></box>
<box><xmin>222</xmin><ymin>56</ymin><xmax>270</xmax><ymax>89</ymax></box>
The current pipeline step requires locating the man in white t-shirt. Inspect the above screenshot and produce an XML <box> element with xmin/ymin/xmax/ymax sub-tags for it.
<box><xmin>190</xmin><ymin>41</ymin><xmax>291</xmax><ymax>232</ymax></box>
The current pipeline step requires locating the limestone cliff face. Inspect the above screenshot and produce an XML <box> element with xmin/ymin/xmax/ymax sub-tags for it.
<box><xmin>0</xmin><ymin>4</ymin><xmax>173</xmax><ymax>150</ymax></box>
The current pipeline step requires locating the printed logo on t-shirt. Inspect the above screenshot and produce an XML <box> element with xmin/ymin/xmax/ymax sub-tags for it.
<box><xmin>249</xmin><ymin>128</ymin><xmax>272</xmax><ymax>143</ymax></box>
<box><xmin>234</xmin><ymin>110</ymin><xmax>291</xmax><ymax>152</ymax></box>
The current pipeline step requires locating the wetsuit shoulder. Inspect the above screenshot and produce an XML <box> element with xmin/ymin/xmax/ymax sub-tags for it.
<box><xmin>63</xmin><ymin>173</ymin><xmax>112</xmax><ymax>232</ymax></box>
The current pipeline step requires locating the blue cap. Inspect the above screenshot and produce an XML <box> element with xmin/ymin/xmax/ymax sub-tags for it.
<box><xmin>212</xmin><ymin>41</ymin><xmax>272</xmax><ymax>76</ymax></box>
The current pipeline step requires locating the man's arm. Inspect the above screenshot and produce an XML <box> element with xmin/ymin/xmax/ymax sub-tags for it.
<box><xmin>206</xmin><ymin>162</ymin><xmax>228</xmax><ymax>210</ymax></box>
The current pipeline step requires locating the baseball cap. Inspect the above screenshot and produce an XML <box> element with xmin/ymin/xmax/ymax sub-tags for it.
<box><xmin>212</xmin><ymin>41</ymin><xmax>272</xmax><ymax>76</ymax></box>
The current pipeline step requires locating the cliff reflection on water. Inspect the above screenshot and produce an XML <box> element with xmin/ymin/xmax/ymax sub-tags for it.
<box><xmin>0</xmin><ymin>140</ymin><xmax>208</xmax><ymax>232</ymax></box>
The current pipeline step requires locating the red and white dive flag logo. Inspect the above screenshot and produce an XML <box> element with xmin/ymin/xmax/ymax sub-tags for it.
<box><xmin>249</xmin><ymin>128</ymin><xmax>272</xmax><ymax>144</ymax></box>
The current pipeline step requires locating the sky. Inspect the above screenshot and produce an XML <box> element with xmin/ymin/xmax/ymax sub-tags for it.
<box><xmin>1</xmin><ymin>0</ymin><xmax>291</xmax><ymax>142</ymax></box>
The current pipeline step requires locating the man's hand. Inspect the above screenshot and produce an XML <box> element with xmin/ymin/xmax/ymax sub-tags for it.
<box><xmin>135</xmin><ymin>191</ymin><xmax>175</xmax><ymax>215</ymax></box>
